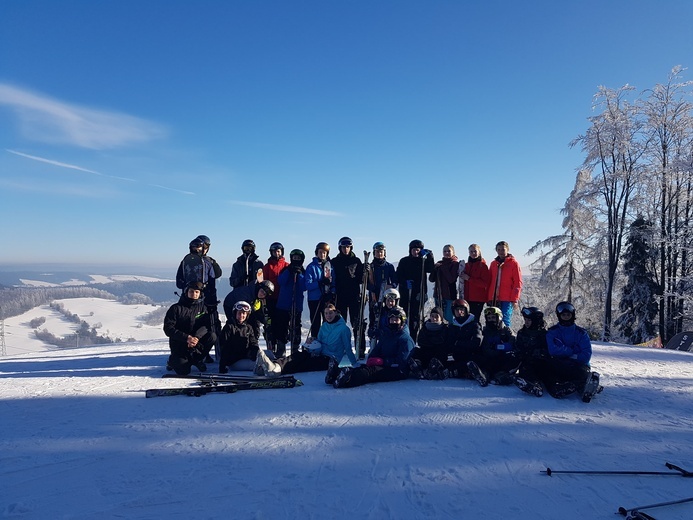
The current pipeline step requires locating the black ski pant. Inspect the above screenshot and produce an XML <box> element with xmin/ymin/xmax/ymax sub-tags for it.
<box><xmin>543</xmin><ymin>358</ymin><xmax>591</xmax><ymax>396</ymax></box>
<box><xmin>168</xmin><ymin>332</ymin><xmax>216</xmax><ymax>376</ymax></box>
<box><xmin>273</xmin><ymin>308</ymin><xmax>302</xmax><ymax>357</ymax></box>
<box><xmin>336</xmin><ymin>295</ymin><xmax>366</xmax><ymax>356</ymax></box>
<box><xmin>275</xmin><ymin>350</ymin><xmax>331</xmax><ymax>375</ymax></box>
<box><xmin>308</xmin><ymin>298</ymin><xmax>328</xmax><ymax>339</ymax></box>
<box><xmin>336</xmin><ymin>365</ymin><xmax>409</xmax><ymax>388</ymax></box>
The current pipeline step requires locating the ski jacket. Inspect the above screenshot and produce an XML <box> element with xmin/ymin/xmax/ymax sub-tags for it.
<box><xmin>416</xmin><ymin>321</ymin><xmax>449</xmax><ymax>352</ymax></box>
<box><xmin>487</xmin><ymin>254</ymin><xmax>522</xmax><ymax>304</ymax></box>
<box><xmin>331</xmin><ymin>251</ymin><xmax>364</xmax><ymax>302</ymax></box>
<box><xmin>219</xmin><ymin>315</ymin><xmax>259</xmax><ymax>361</ymax></box>
<box><xmin>315</xmin><ymin>316</ymin><xmax>357</xmax><ymax>365</ymax></box>
<box><xmin>305</xmin><ymin>257</ymin><xmax>335</xmax><ymax>302</ymax></box>
<box><xmin>276</xmin><ymin>266</ymin><xmax>306</xmax><ymax>312</ymax></box>
<box><xmin>429</xmin><ymin>256</ymin><xmax>459</xmax><ymax>300</ymax></box>
<box><xmin>480</xmin><ymin>323</ymin><xmax>516</xmax><ymax>360</ymax></box>
<box><xmin>367</xmin><ymin>258</ymin><xmax>398</xmax><ymax>300</ymax></box>
<box><xmin>546</xmin><ymin>323</ymin><xmax>592</xmax><ymax>365</ymax></box>
<box><xmin>229</xmin><ymin>253</ymin><xmax>264</xmax><ymax>288</ymax></box>
<box><xmin>396</xmin><ymin>253</ymin><xmax>435</xmax><ymax>314</ymax></box>
<box><xmin>370</xmin><ymin>327</ymin><xmax>415</xmax><ymax>367</ymax></box>
<box><xmin>262</xmin><ymin>257</ymin><xmax>289</xmax><ymax>302</ymax></box>
<box><xmin>163</xmin><ymin>293</ymin><xmax>212</xmax><ymax>347</ymax></box>
<box><xmin>222</xmin><ymin>283</ymin><xmax>267</xmax><ymax>338</ymax></box>
<box><xmin>515</xmin><ymin>327</ymin><xmax>549</xmax><ymax>361</ymax></box>
<box><xmin>463</xmin><ymin>256</ymin><xmax>490</xmax><ymax>303</ymax></box>
<box><xmin>446</xmin><ymin>315</ymin><xmax>483</xmax><ymax>360</ymax></box>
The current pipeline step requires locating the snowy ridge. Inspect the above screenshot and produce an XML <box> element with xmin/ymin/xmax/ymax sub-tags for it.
<box><xmin>1</xmin><ymin>340</ymin><xmax>692</xmax><ymax>519</ymax></box>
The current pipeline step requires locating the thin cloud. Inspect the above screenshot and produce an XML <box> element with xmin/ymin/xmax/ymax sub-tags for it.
<box><xmin>149</xmin><ymin>184</ymin><xmax>195</xmax><ymax>196</ymax></box>
<box><xmin>0</xmin><ymin>83</ymin><xmax>167</xmax><ymax>149</ymax></box>
<box><xmin>231</xmin><ymin>200</ymin><xmax>344</xmax><ymax>217</ymax></box>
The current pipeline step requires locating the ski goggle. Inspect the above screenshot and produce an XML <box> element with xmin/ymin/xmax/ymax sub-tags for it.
<box><xmin>233</xmin><ymin>301</ymin><xmax>252</xmax><ymax>312</ymax></box>
<box><xmin>521</xmin><ymin>307</ymin><xmax>539</xmax><ymax>318</ymax></box>
<box><xmin>484</xmin><ymin>307</ymin><xmax>501</xmax><ymax>318</ymax></box>
<box><xmin>556</xmin><ymin>302</ymin><xmax>575</xmax><ymax>315</ymax></box>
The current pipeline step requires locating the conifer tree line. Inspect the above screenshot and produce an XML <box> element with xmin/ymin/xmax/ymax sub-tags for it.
<box><xmin>528</xmin><ymin>66</ymin><xmax>692</xmax><ymax>345</ymax></box>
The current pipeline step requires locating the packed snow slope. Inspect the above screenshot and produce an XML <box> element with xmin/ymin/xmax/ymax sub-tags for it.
<box><xmin>1</xmin><ymin>340</ymin><xmax>692</xmax><ymax>520</ymax></box>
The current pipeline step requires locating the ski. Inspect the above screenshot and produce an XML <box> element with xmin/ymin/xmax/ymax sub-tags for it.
<box><xmin>162</xmin><ymin>373</ymin><xmax>299</xmax><ymax>384</ymax></box>
<box><xmin>542</xmin><ymin>461</ymin><xmax>692</xmax><ymax>477</ymax></box>
<box><xmin>146</xmin><ymin>377</ymin><xmax>301</xmax><ymax>398</ymax></box>
<box><xmin>355</xmin><ymin>250</ymin><xmax>371</xmax><ymax>358</ymax></box>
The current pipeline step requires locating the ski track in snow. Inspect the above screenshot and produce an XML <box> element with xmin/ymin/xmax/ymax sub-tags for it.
<box><xmin>0</xmin><ymin>340</ymin><xmax>692</xmax><ymax>520</ymax></box>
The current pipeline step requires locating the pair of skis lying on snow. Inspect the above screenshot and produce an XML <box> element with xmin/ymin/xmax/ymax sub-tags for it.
<box><xmin>543</xmin><ymin>462</ymin><xmax>692</xmax><ymax>519</ymax></box>
<box><xmin>145</xmin><ymin>373</ymin><xmax>302</xmax><ymax>398</ymax></box>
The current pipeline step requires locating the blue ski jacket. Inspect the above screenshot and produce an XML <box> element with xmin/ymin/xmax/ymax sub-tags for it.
<box><xmin>370</xmin><ymin>327</ymin><xmax>415</xmax><ymax>367</ymax></box>
<box><xmin>315</xmin><ymin>316</ymin><xmax>357</xmax><ymax>365</ymax></box>
<box><xmin>276</xmin><ymin>267</ymin><xmax>306</xmax><ymax>312</ymax></box>
<box><xmin>305</xmin><ymin>257</ymin><xmax>335</xmax><ymax>302</ymax></box>
<box><xmin>546</xmin><ymin>323</ymin><xmax>592</xmax><ymax>365</ymax></box>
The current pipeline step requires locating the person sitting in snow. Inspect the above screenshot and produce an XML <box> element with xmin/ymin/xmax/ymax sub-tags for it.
<box><xmin>446</xmin><ymin>299</ymin><xmax>483</xmax><ymax>380</ymax></box>
<box><xmin>218</xmin><ymin>301</ymin><xmax>259</xmax><ymax>374</ymax></box>
<box><xmin>409</xmin><ymin>307</ymin><xmax>450</xmax><ymax>380</ymax></box>
<box><xmin>223</xmin><ymin>279</ymin><xmax>275</xmax><ymax>341</ymax></box>
<box><xmin>512</xmin><ymin>306</ymin><xmax>549</xmax><ymax>397</ymax></box>
<box><xmin>163</xmin><ymin>281</ymin><xmax>216</xmax><ymax>375</ymax></box>
<box><xmin>543</xmin><ymin>302</ymin><xmax>596</xmax><ymax>399</ymax></box>
<box><xmin>255</xmin><ymin>304</ymin><xmax>358</xmax><ymax>378</ymax></box>
<box><xmin>331</xmin><ymin>307</ymin><xmax>417</xmax><ymax>388</ymax></box>
<box><xmin>466</xmin><ymin>306</ymin><xmax>517</xmax><ymax>387</ymax></box>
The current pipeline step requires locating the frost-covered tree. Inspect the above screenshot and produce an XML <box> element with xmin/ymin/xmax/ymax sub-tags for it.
<box><xmin>570</xmin><ymin>85</ymin><xmax>646</xmax><ymax>340</ymax></box>
<box><xmin>615</xmin><ymin>217</ymin><xmax>659</xmax><ymax>344</ymax></box>
<box><xmin>640</xmin><ymin>66</ymin><xmax>693</xmax><ymax>341</ymax></box>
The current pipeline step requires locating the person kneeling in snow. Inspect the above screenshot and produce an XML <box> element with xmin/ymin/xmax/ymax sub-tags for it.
<box><xmin>163</xmin><ymin>282</ymin><xmax>216</xmax><ymax>375</ymax></box>
<box><xmin>331</xmin><ymin>307</ymin><xmax>417</xmax><ymax>388</ymax></box>
<box><xmin>255</xmin><ymin>304</ymin><xmax>358</xmax><ymax>379</ymax></box>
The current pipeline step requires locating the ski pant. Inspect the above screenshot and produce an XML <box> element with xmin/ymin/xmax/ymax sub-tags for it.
<box><xmin>275</xmin><ymin>350</ymin><xmax>331</xmax><ymax>375</ymax></box>
<box><xmin>336</xmin><ymin>295</ymin><xmax>366</xmax><ymax>357</ymax></box>
<box><xmin>410</xmin><ymin>346</ymin><xmax>449</xmax><ymax>370</ymax></box>
<box><xmin>543</xmin><ymin>358</ymin><xmax>591</xmax><ymax>396</ymax></box>
<box><xmin>498</xmin><ymin>301</ymin><xmax>514</xmax><ymax>328</ymax></box>
<box><xmin>308</xmin><ymin>298</ymin><xmax>328</xmax><ymax>339</ymax></box>
<box><xmin>336</xmin><ymin>365</ymin><xmax>409</xmax><ymax>388</ymax></box>
<box><xmin>168</xmin><ymin>333</ymin><xmax>216</xmax><ymax>376</ymax></box>
<box><xmin>468</xmin><ymin>301</ymin><xmax>485</xmax><ymax>323</ymax></box>
<box><xmin>273</xmin><ymin>308</ymin><xmax>302</xmax><ymax>357</ymax></box>
<box><xmin>206</xmin><ymin>305</ymin><xmax>221</xmax><ymax>359</ymax></box>
<box><xmin>218</xmin><ymin>343</ymin><xmax>258</xmax><ymax>371</ymax></box>
<box><xmin>475</xmin><ymin>354</ymin><xmax>521</xmax><ymax>385</ymax></box>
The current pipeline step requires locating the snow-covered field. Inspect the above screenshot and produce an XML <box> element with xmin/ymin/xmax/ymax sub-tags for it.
<box><xmin>1</xmin><ymin>331</ymin><xmax>692</xmax><ymax>519</ymax></box>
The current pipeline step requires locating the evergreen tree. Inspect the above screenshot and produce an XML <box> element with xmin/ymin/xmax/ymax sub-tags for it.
<box><xmin>615</xmin><ymin>217</ymin><xmax>659</xmax><ymax>344</ymax></box>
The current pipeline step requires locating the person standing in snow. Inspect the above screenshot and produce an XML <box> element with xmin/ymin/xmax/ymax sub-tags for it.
<box><xmin>218</xmin><ymin>301</ymin><xmax>259</xmax><ymax>373</ymax></box>
<box><xmin>461</xmin><ymin>244</ymin><xmax>490</xmax><ymax>322</ymax></box>
<box><xmin>430</xmin><ymin>244</ymin><xmax>459</xmax><ymax>324</ymax></box>
<box><xmin>255</xmin><ymin>304</ymin><xmax>357</xmax><ymax>378</ymax></box>
<box><xmin>262</xmin><ymin>242</ymin><xmax>289</xmax><ymax>351</ymax></box>
<box><xmin>396</xmin><ymin>239</ymin><xmax>435</xmax><ymax>341</ymax></box>
<box><xmin>305</xmin><ymin>242</ymin><xmax>335</xmax><ymax>340</ymax></box>
<box><xmin>331</xmin><ymin>236</ymin><xmax>366</xmax><ymax>356</ymax></box>
<box><xmin>163</xmin><ymin>281</ymin><xmax>216</xmax><ymax>375</ymax></box>
<box><xmin>487</xmin><ymin>241</ymin><xmax>522</xmax><ymax>328</ymax></box>
<box><xmin>367</xmin><ymin>241</ymin><xmax>398</xmax><ymax>336</ymax></box>
<box><xmin>273</xmin><ymin>249</ymin><xmax>307</xmax><ymax>357</ymax></box>
<box><xmin>544</xmin><ymin>302</ymin><xmax>595</xmax><ymax>399</ymax></box>
<box><xmin>229</xmin><ymin>239</ymin><xmax>264</xmax><ymax>289</ymax></box>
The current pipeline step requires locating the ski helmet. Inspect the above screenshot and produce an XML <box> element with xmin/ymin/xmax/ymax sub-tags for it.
<box><xmin>388</xmin><ymin>306</ymin><xmax>407</xmax><ymax>329</ymax></box>
<box><xmin>555</xmin><ymin>301</ymin><xmax>576</xmax><ymax>324</ymax></box>
<box><xmin>315</xmin><ymin>242</ymin><xmax>330</xmax><ymax>255</ymax></box>
<box><xmin>452</xmin><ymin>299</ymin><xmax>470</xmax><ymax>313</ymax></box>
<box><xmin>483</xmin><ymin>306</ymin><xmax>503</xmax><ymax>321</ymax></box>
<box><xmin>186</xmin><ymin>281</ymin><xmax>205</xmax><ymax>292</ymax></box>
<box><xmin>241</xmin><ymin>239</ymin><xmax>256</xmax><ymax>252</ymax></box>
<box><xmin>373</xmin><ymin>241</ymin><xmax>386</xmax><ymax>252</ymax></box>
<box><xmin>383</xmin><ymin>288</ymin><xmax>400</xmax><ymax>301</ymax></box>
<box><xmin>521</xmin><ymin>306</ymin><xmax>544</xmax><ymax>321</ymax></box>
<box><xmin>338</xmin><ymin>236</ymin><xmax>353</xmax><ymax>248</ymax></box>
<box><xmin>196</xmin><ymin>235</ymin><xmax>211</xmax><ymax>246</ymax></box>
<box><xmin>269</xmin><ymin>242</ymin><xmax>284</xmax><ymax>255</ymax></box>
<box><xmin>290</xmin><ymin>249</ymin><xmax>305</xmax><ymax>263</ymax></box>
<box><xmin>257</xmin><ymin>280</ymin><xmax>275</xmax><ymax>297</ymax></box>
<box><xmin>409</xmin><ymin>239</ymin><xmax>424</xmax><ymax>251</ymax></box>
<box><xmin>189</xmin><ymin>238</ymin><xmax>204</xmax><ymax>253</ymax></box>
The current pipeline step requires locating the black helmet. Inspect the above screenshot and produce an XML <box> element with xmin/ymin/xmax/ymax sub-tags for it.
<box><xmin>186</xmin><ymin>281</ymin><xmax>205</xmax><ymax>292</ymax></box>
<box><xmin>556</xmin><ymin>301</ymin><xmax>576</xmax><ymax>324</ymax></box>
<box><xmin>338</xmin><ymin>236</ymin><xmax>353</xmax><ymax>248</ymax></box>
<box><xmin>290</xmin><ymin>249</ymin><xmax>306</xmax><ymax>263</ymax></box>
<box><xmin>189</xmin><ymin>238</ymin><xmax>204</xmax><ymax>253</ymax></box>
<box><xmin>388</xmin><ymin>306</ymin><xmax>407</xmax><ymax>328</ymax></box>
<box><xmin>315</xmin><ymin>242</ymin><xmax>330</xmax><ymax>255</ymax></box>
<box><xmin>409</xmin><ymin>239</ymin><xmax>424</xmax><ymax>251</ymax></box>
<box><xmin>196</xmin><ymin>235</ymin><xmax>211</xmax><ymax>246</ymax></box>
<box><xmin>521</xmin><ymin>306</ymin><xmax>544</xmax><ymax>321</ymax></box>
<box><xmin>258</xmin><ymin>280</ymin><xmax>275</xmax><ymax>296</ymax></box>
<box><xmin>373</xmin><ymin>241</ymin><xmax>386</xmax><ymax>251</ymax></box>
<box><xmin>242</xmin><ymin>239</ymin><xmax>256</xmax><ymax>251</ymax></box>
<box><xmin>269</xmin><ymin>242</ymin><xmax>284</xmax><ymax>255</ymax></box>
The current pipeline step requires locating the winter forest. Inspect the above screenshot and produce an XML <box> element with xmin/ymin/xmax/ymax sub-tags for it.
<box><xmin>527</xmin><ymin>66</ymin><xmax>693</xmax><ymax>346</ymax></box>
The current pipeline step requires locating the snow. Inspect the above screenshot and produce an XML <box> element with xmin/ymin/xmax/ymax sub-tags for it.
<box><xmin>1</xmin><ymin>317</ymin><xmax>692</xmax><ymax>519</ymax></box>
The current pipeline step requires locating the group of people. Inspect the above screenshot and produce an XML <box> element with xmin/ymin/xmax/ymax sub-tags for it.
<box><xmin>162</xmin><ymin>235</ymin><xmax>600</xmax><ymax>401</ymax></box>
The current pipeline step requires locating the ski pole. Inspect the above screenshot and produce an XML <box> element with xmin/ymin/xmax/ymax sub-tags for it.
<box><xmin>542</xmin><ymin>462</ymin><xmax>691</xmax><ymax>477</ymax></box>
<box><xmin>617</xmin><ymin>496</ymin><xmax>693</xmax><ymax>517</ymax></box>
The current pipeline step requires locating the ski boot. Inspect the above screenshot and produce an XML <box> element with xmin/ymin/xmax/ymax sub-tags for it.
<box><xmin>333</xmin><ymin>367</ymin><xmax>352</xmax><ymax>388</ymax></box>
<box><xmin>325</xmin><ymin>358</ymin><xmax>341</xmax><ymax>385</ymax></box>
<box><xmin>513</xmin><ymin>376</ymin><xmax>544</xmax><ymax>397</ymax></box>
<box><xmin>467</xmin><ymin>360</ymin><xmax>488</xmax><ymax>387</ymax></box>
<box><xmin>407</xmin><ymin>357</ymin><xmax>424</xmax><ymax>379</ymax></box>
<box><xmin>581</xmin><ymin>372</ymin><xmax>601</xmax><ymax>403</ymax></box>
<box><xmin>424</xmin><ymin>358</ymin><xmax>449</xmax><ymax>380</ymax></box>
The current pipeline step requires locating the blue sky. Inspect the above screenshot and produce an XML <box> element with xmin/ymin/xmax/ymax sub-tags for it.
<box><xmin>1</xmin><ymin>0</ymin><xmax>692</xmax><ymax>272</ymax></box>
